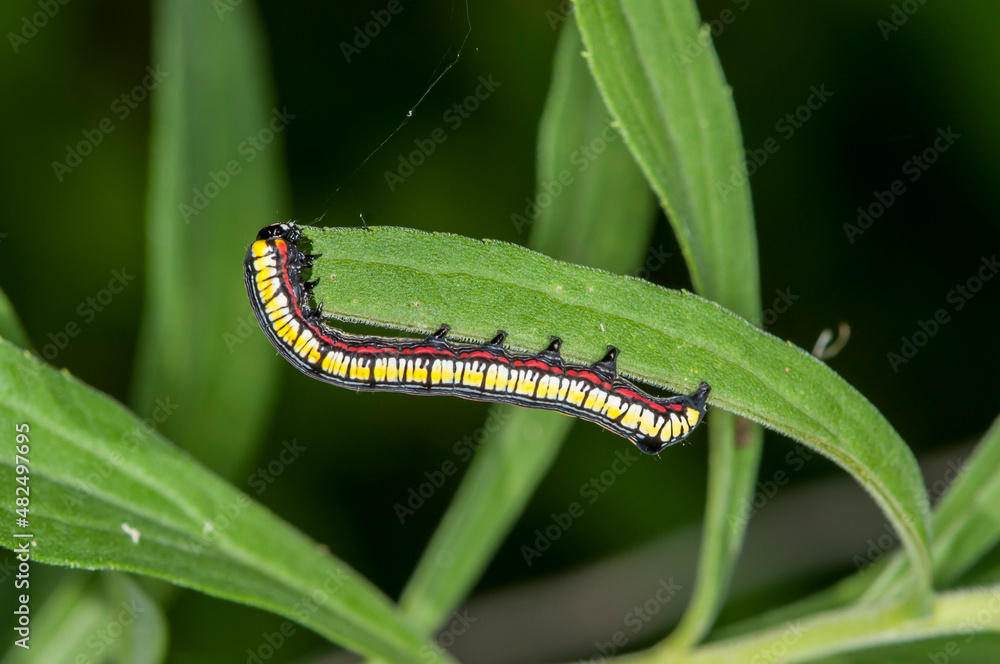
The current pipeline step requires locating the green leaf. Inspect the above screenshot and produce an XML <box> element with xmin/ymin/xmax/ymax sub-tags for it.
<box><xmin>574</xmin><ymin>0</ymin><xmax>766</xmax><ymax>643</ymax></box>
<box><xmin>573</xmin><ymin>0</ymin><xmax>759</xmax><ymax>318</ymax></box>
<box><xmin>131</xmin><ymin>0</ymin><xmax>289</xmax><ymax>477</ymax></box>
<box><xmin>0</xmin><ymin>342</ymin><xmax>452</xmax><ymax>664</ymax></box>
<box><xmin>396</xmin><ymin>17</ymin><xmax>656</xmax><ymax>634</ymax></box>
<box><xmin>305</xmin><ymin>224</ymin><xmax>932</xmax><ymax>614</ymax></box>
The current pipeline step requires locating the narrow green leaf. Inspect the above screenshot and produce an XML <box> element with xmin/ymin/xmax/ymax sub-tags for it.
<box><xmin>305</xmin><ymin>224</ymin><xmax>932</xmax><ymax>616</ymax></box>
<box><xmin>396</xmin><ymin>18</ymin><xmax>656</xmax><ymax>634</ymax></box>
<box><xmin>574</xmin><ymin>0</ymin><xmax>767</xmax><ymax>642</ymax></box>
<box><xmin>0</xmin><ymin>342</ymin><xmax>452</xmax><ymax>664</ymax></box>
<box><xmin>131</xmin><ymin>0</ymin><xmax>289</xmax><ymax>477</ymax></box>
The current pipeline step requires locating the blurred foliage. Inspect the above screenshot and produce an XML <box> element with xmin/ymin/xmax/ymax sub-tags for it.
<box><xmin>1</xmin><ymin>0</ymin><xmax>999</xmax><ymax>662</ymax></box>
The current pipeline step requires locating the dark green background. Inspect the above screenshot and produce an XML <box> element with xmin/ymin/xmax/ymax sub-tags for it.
<box><xmin>2</xmin><ymin>1</ymin><xmax>998</xmax><ymax>661</ymax></box>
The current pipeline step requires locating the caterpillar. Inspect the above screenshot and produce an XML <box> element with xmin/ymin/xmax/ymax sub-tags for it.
<box><xmin>244</xmin><ymin>222</ymin><xmax>710</xmax><ymax>454</ymax></box>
